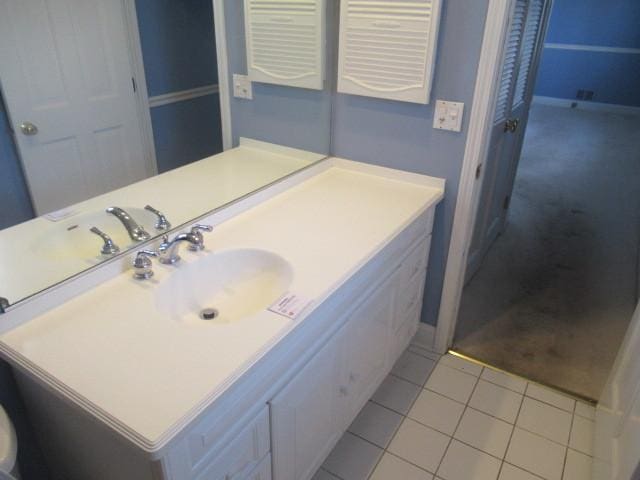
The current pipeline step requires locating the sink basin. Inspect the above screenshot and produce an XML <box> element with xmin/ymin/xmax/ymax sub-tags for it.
<box><xmin>154</xmin><ymin>248</ymin><xmax>293</xmax><ymax>324</ymax></box>
<box><xmin>30</xmin><ymin>207</ymin><xmax>158</xmax><ymax>262</ymax></box>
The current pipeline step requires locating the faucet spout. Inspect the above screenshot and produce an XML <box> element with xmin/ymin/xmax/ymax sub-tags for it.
<box><xmin>106</xmin><ymin>207</ymin><xmax>150</xmax><ymax>242</ymax></box>
<box><xmin>158</xmin><ymin>232</ymin><xmax>200</xmax><ymax>265</ymax></box>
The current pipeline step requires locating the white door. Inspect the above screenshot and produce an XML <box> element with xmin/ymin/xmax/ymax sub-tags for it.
<box><xmin>0</xmin><ymin>0</ymin><xmax>153</xmax><ymax>215</ymax></box>
<box><xmin>593</xmin><ymin>302</ymin><xmax>640</xmax><ymax>480</ymax></box>
<box><xmin>466</xmin><ymin>0</ymin><xmax>549</xmax><ymax>282</ymax></box>
<box><xmin>270</xmin><ymin>333</ymin><xmax>343</xmax><ymax>480</ymax></box>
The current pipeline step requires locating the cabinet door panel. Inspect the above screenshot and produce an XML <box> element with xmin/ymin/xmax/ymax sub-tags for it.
<box><xmin>342</xmin><ymin>283</ymin><xmax>393</xmax><ymax>423</ymax></box>
<box><xmin>270</xmin><ymin>335</ymin><xmax>342</xmax><ymax>480</ymax></box>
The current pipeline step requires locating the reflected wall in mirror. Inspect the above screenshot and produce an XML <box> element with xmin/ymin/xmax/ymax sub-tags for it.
<box><xmin>0</xmin><ymin>0</ymin><xmax>331</xmax><ymax>308</ymax></box>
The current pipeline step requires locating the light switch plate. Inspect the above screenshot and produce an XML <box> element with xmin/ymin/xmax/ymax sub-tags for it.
<box><xmin>433</xmin><ymin>100</ymin><xmax>464</xmax><ymax>132</ymax></box>
<box><xmin>233</xmin><ymin>74</ymin><xmax>253</xmax><ymax>100</ymax></box>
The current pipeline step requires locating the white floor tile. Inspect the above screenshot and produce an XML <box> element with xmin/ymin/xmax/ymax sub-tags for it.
<box><xmin>516</xmin><ymin>397</ymin><xmax>572</xmax><ymax>445</ymax></box>
<box><xmin>408</xmin><ymin>389</ymin><xmax>465</xmax><ymax>435</ymax></box>
<box><xmin>563</xmin><ymin>449</ymin><xmax>593</xmax><ymax>480</ymax></box>
<box><xmin>481</xmin><ymin>368</ymin><xmax>527</xmax><ymax>394</ymax></box>
<box><xmin>506</xmin><ymin>428</ymin><xmax>566</xmax><ymax>480</ymax></box>
<box><xmin>499</xmin><ymin>463</ymin><xmax>541</xmax><ymax>480</ymax></box>
<box><xmin>372</xmin><ymin>374</ymin><xmax>421</xmax><ymax>415</ymax></box>
<box><xmin>388</xmin><ymin>418</ymin><xmax>450</xmax><ymax>474</ymax></box>
<box><xmin>469</xmin><ymin>379</ymin><xmax>523</xmax><ymax>424</ymax></box>
<box><xmin>425</xmin><ymin>364</ymin><xmax>478</xmax><ymax>404</ymax></box>
<box><xmin>312</xmin><ymin>468</ymin><xmax>341</xmax><ymax>480</ymax></box>
<box><xmin>574</xmin><ymin>402</ymin><xmax>596</xmax><ymax>421</ymax></box>
<box><xmin>454</xmin><ymin>408</ymin><xmax>513</xmax><ymax>459</ymax></box>
<box><xmin>322</xmin><ymin>432</ymin><xmax>383</xmax><ymax>480</ymax></box>
<box><xmin>392</xmin><ymin>350</ymin><xmax>437</xmax><ymax>386</ymax></box>
<box><xmin>348</xmin><ymin>401</ymin><xmax>403</xmax><ymax>448</ymax></box>
<box><xmin>370</xmin><ymin>453</ymin><xmax>434</xmax><ymax>480</ymax></box>
<box><xmin>440</xmin><ymin>354</ymin><xmax>483</xmax><ymax>376</ymax></box>
<box><xmin>437</xmin><ymin>440</ymin><xmax>501</xmax><ymax>480</ymax></box>
<box><xmin>409</xmin><ymin>344</ymin><xmax>441</xmax><ymax>361</ymax></box>
<box><xmin>569</xmin><ymin>415</ymin><xmax>594</xmax><ymax>456</ymax></box>
<box><xmin>526</xmin><ymin>383</ymin><xmax>575</xmax><ymax>413</ymax></box>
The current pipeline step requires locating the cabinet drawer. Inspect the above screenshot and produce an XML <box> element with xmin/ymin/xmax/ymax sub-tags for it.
<box><xmin>399</xmin><ymin>236</ymin><xmax>431</xmax><ymax>287</ymax></box>
<box><xmin>196</xmin><ymin>407</ymin><xmax>270</xmax><ymax>480</ymax></box>
<box><xmin>393</xmin><ymin>302</ymin><xmax>421</xmax><ymax>361</ymax></box>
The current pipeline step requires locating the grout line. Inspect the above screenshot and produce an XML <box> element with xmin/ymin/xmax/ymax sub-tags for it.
<box><xmin>560</xmin><ymin>402</ymin><xmax>579</xmax><ymax>479</ymax></box>
<box><xmin>502</xmin><ymin>460</ymin><xmax>548</xmax><ymax>480</ymax></box>
<box><xmin>498</xmin><ymin>375</ymin><xmax>526</xmax><ymax>479</ymax></box>
<box><xmin>433</xmin><ymin>366</ymin><xmax>483</xmax><ymax>477</ymax></box>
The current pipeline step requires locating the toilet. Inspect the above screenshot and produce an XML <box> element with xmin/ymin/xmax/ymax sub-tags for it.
<box><xmin>0</xmin><ymin>405</ymin><xmax>19</xmax><ymax>479</ymax></box>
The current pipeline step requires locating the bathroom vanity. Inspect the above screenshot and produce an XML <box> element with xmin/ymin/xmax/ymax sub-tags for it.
<box><xmin>0</xmin><ymin>157</ymin><xmax>443</xmax><ymax>480</ymax></box>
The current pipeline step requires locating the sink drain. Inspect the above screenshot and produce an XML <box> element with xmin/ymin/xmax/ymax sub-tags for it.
<box><xmin>199</xmin><ymin>308</ymin><xmax>219</xmax><ymax>321</ymax></box>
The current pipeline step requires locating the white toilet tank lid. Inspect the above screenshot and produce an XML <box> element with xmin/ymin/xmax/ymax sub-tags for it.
<box><xmin>0</xmin><ymin>406</ymin><xmax>17</xmax><ymax>473</ymax></box>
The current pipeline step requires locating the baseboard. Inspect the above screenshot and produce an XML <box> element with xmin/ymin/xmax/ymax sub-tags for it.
<box><xmin>413</xmin><ymin>323</ymin><xmax>436</xmax><ymax>350</ymax></box>
<box><xmin>533</xmin><ymin>96</ymin><xmax>640</xmax><ymax>116</ymax></box>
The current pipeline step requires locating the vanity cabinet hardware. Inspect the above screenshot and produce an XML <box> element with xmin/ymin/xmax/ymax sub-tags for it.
<box><xmin>0</xmin><ymin>297</ymin><xmax>9</xmax><ymax>314</ymax></box>
<box><xmin>106</xmin><ymin>207</ymin><xmax>151</xmax><ymax>242</ymax></box>
<box><xmin>20</xmin><ymin>121</ymin><xmax>38</xmax><ymax>136</ymax></box>
<box><xmin>132</xmin><ymin>250</ymin><xmax>159</xmax><ymax>280</ymax></box>
<box><xmin>89</xmin><ymin>227</ymin><xmax>120</xmax><ymax>255</ymax></box>
<box><xmin>144</xmin><ymin>205</ymin><xmax>171</xmax><ymax>231</ymax></box>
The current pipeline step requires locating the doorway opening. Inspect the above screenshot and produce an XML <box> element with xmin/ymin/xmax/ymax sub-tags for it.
<box><xmin>451</xmin><ymin>0</ymin><xmax>640</xmax><ymax>400</ymax></box>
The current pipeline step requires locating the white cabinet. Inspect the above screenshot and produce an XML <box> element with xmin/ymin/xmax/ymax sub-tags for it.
<box><xmin>270</xmin><ymin>332</ymin><xmax>343</xmax><ymax>480</ymax></box>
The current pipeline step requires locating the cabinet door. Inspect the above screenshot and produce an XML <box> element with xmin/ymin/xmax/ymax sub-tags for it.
<box><xmin>270</xmin><ymin>334</ymin><xmax>343</xmax><ymax>480</ymax></box>
<box><xmin>341</xmin><ymin>282</ymin><xmax>394</xmax><ymax>423</ymax></box>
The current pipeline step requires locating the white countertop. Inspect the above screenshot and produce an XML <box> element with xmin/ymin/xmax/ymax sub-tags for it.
<box><xmin>0</xmin><ymin>161</ymin><xmax>444</xmax><ymax>452</ymax></box>
<box><xmin>0</xmin><ymin>139</ymin><xmax>322</xmax><ymax>306</ymax></box>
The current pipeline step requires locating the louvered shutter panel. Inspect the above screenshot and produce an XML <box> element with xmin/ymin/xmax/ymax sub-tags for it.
<box><xmin>512</xmin><ymin>0</ymin><xmax>544</xmax><ymax>108</ymax></box>
<box><xmin>244</xmin><ymin>0</ymin><xmax>326</xmax><ymax>90</ymax></box>
<box><xmin>337</xmin><ymin>0</ymin><xmax>442</xmax><ymax>104</ymax></box>
<box><xmin>494</xmin><ymin>0</ymin><xmax>527</xmax><ymax>122</ymax></box>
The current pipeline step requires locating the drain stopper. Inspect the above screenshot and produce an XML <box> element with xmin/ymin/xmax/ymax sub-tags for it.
<box><xmin>200</xmin><ymin>308</ymin><xmax>218</xmax><ymax>320</ymax></box>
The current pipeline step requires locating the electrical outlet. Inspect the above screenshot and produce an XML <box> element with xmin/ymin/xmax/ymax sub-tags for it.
<box><xmin>233</xmin><ymin>74</ymin><xmax>253</xmax><ymax>100</ymax></box>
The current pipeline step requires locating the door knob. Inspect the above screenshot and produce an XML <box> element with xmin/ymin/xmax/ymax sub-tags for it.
<box><xmin>504</xmin><ymin>118</ymin><xmax>519</xmax><ymax>133</ymax></box>
<box><xmin>20</xmin><ymin>122</ymin><xmax>38</xmax><ymax>136</ymax></box>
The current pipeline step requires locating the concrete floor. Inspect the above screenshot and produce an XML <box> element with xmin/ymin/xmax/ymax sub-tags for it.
<box><xmin>454</xmin><ymin>104</ymin><xmax>640</xmax><ymax>400</ymax></box>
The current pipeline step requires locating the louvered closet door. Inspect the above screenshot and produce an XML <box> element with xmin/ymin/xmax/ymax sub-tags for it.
<box><xmin>466</xmin><ymin>0</ymin><xmax>549</xmax><ymax>283</ymax></box>
<box><xmin>337</xmin><ymin>0</ymin><xmax>442</xmax><ymax>104</ymax></box>
<box><xmin>244</xmin><ymin>0</ymin><xmax>325</xmax><ymax>90</ymax></box>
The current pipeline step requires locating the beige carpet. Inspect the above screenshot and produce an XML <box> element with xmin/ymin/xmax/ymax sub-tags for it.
<box><xmin>454</xmin><ymin>104</ymin><xmax>640</xmax><ymax>400</ymax></box>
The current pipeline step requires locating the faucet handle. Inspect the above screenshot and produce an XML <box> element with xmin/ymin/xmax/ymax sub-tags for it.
<box><xmin>188</xmin><ymin>224</ymin><xmax>213</xmax><ymax>251</ymax></box>
<box><xmin>144</xmin><ymin>205</ymin><xmax>171</xmax><ymax>231</ymax></box>
<box><xmin>90</xmin><ymin>227</ymin><xmax>120</xmax><ymax>255</ymax></box>
<box><xmin>133</xmin><ymin>250</ymin><xmax>158</xmax><ymax>280</ymax></box>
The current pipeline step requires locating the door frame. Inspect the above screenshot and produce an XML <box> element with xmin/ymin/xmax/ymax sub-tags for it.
<box><xmin>434</xmin><ymin>0</ymin><xmax>553</xmax><ymax>353</ymax></box>
<box><xmin>122</xmin><ymin>0</ymin><xmax>158</xmax><ymax>177</ymax></box>
<box><xmin>212</xmin><ymin>0</ymin><xmax>233</xmax><ymax>150</ymax></box>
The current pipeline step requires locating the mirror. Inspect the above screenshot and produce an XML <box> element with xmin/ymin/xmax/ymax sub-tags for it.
<box><xmin>0</xmin><ymin>0</ymin><xmax>331</xmax><ymax>308</ymax></box>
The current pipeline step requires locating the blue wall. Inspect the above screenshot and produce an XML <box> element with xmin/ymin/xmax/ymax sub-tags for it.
<box><xmin>224</xmin><ymin>0</ymin><xmax>333</xmax><ymax>155</ymax></box>
<box><xmin>0</xmin><ymin>92</ymin><xmax>34</xmax><ymax>229</ymax></box>
<box><xmin>535</xmin><ymin>0</ymin><xmax>640</xmax><ymax>106</ymax></box>
<box><xmin>136</xmin><ymin>0</ymin><xmax>223</xmax><ymax>173</ymax></box>
<box><xmin>331</xmin><ymin>0</ymin><xmax>489</xmax><ymax>325</ymax></box>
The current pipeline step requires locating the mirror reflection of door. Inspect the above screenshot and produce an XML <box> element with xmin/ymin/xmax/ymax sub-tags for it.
<box><xmin>0</xmin><ymin>0</ymin><xmax>223</xmax><ymax>223</ymax></box>
<box><xmin>466</xmin><ymin>0</ymin><xmax>547</xmax><ymax>282</ymax></box>
<box><xmin>0</xmin><ymin>0</ymin><xmax>153</xmax><ymax>216</ymax></box>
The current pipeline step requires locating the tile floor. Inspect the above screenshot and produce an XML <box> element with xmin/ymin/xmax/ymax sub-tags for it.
<box><xmin>314</xmin><ymin>343</ymin><xmax>595</xmax><ymax>480</ymax></box>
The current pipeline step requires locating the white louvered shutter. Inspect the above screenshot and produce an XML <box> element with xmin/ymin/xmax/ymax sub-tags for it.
<box><xmin>337</xmin><ymin>0</ymin><xmax>442</xmax><ymax>104</ymax></box>
<box><xmin>512</xmin><ymin>0</ymin><xmax>545</xmax><ymax>108</ymax></box>
<box><xmin>244</xmin><ymin>0</ymin><xmax>326</xmax><ymax>90</ymax></box>
<box><xmin>494</xmin><ymin>0</ymin><xmax>527</xmax><ymax>123</ymax></box>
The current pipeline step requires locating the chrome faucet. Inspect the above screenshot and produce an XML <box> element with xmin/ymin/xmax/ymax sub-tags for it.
<box><xmin>90</xmin><ymin>227</ymin><xmax>120</xmax><ymax>255</ymax></box>
<box><xmin>158</xmin><ymin>224</ymin><xmax>213</xmax><ymax>264</ymax></box>
<box><xmin>106</xmin><ymin>207</ymin><xmax>150</xmax><ymax>242</ymax></box>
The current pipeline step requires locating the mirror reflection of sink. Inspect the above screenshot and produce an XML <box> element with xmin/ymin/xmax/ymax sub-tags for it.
<box><xmin>155</xmin><ymin>248</ymin><xmax>293</xmax><ymax>325</ymax></box>
<box><xmin>30</xmin><ymin>208</ymin><xmax>158</xmax><ymax>262</ymax></box>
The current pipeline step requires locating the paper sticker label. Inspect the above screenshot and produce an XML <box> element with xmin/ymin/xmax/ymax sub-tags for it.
<box><xmin>268</xmin><ymin>292</ymin><xmax>313</xmax><ymax>320</ymax></box>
